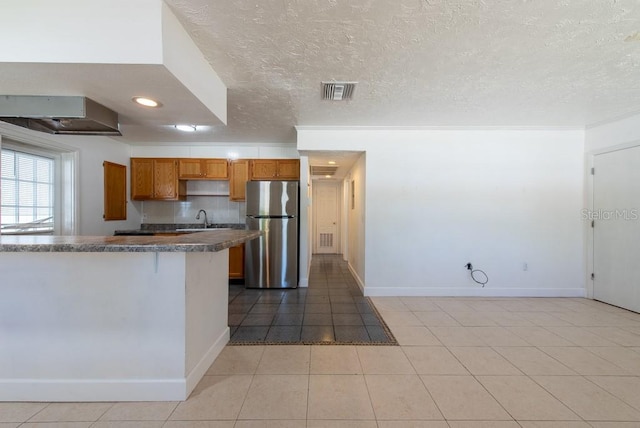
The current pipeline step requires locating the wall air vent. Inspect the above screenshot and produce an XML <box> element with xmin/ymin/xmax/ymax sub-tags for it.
<box><xmin>311</xmin><ymin>165</ymin><xmax>339</xmax><ymax>176</ymax></box>
<box><xmin>321</xmin><ymin>82</ymin><xmax>357</xmax><ymax>101</ymax></box>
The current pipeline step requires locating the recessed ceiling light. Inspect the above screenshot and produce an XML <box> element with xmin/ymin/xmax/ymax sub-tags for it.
<box><xmin>132</xmin><ymin>96</ymin><xmax>162</xmax><ymax>107</ymax></box>
<box><xmin>328</xmin><ymin>161</ymin><xmax>336</xmax><ymax>165</ymax></box>
<box><xmin>325</xmin><ymin>175</ymin><xmax>332</xmax><ymax>178</ymax></box>
<box><xmin>175</xmin><ymin>124</ymin><xmax>197</xmax><ymax>132</ymax></box>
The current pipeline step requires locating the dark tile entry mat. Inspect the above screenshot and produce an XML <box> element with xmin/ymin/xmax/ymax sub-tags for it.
<box><xmin>228</xmin><ymin>255</ymin><xmax>397</xmax><ymax>345</ymax></box>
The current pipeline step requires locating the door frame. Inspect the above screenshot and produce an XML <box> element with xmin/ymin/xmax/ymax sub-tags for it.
<box><xmin>312</xmin><ymin>180</ymin><xmax>342</xmax><ymax>254</ymax></box>
<box><xmin>585</xmin><ymin>139</ymin><xmax>640</xmax><ymax>300</ymax></box>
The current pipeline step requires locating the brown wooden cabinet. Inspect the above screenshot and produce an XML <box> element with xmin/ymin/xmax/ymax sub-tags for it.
<box><xmin>250</xmin><ymin>159</ymin><xmax>300</xmax><ymax>180</ymax></box>
<box><xmin>229</xmin><ymin>159</ymin><xmax>250</xmax><ymax>201</ymax></box>
<box><xmin>131</xmin><ymin>158</ymin><xmax>185</xmax><ymax>201</ymax></box>
<box><xmin>229</xmin><ymin>244</ymin><xmax>245</xmax><ymax>279</ymax></box>
<box><xmin>178</xmin><ymin>158</ymin><xmax>228</xmax><ymax>180</ymax></box>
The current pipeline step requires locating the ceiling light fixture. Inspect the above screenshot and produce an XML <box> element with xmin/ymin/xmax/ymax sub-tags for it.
<box><xmin>132</xmin><ymin>96</ymin><xmax>162</xmax><ymax>108</ymax></box>
<box><xmin>328</xmin><ymin>161</ymin><xmax>336</xmax><ymax>165</ymax></box>
<box><xmin>175</xmin><ymin>124</ymin><xmax>197</xmax><ymax>132</ymax></box>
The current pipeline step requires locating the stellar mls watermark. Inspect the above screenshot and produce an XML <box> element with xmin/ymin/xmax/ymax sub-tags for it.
<box><xmin>581</xmin><ymin>209</ymin><xmax>639</xmax><ymax>221</ymax></box>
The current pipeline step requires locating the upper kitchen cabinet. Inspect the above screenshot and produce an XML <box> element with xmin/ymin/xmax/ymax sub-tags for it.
<box><xmin>178</xmin><ymin>159</ymin><xmax>228</xmax><ymax>180</ymax></box>
<box><xmin>131</xmin><ymin>158</ymin><xmax>185</xmax><ymax>201</ymax></box>
<box><xmin>250</xmin><ymin>159</ymin><xmax>300</xmax><ymax>180</ymax></box>
<box><xmin>229</xmin><ymin>159</ymin><xmax>250</xmax><ymax>201</ymax></box>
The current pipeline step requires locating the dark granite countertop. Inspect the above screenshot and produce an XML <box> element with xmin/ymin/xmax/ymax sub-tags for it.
<box><xmin>0</xmin><ymin>229</ymin><xmax>261</xmax><ymax>253</ymax></box>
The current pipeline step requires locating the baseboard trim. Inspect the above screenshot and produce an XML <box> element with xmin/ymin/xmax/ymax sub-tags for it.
<box><xmin>185</xmin><ymin>327</ymin><xmax>230</xmax><ymax>398</ymax></box>
<box><xmin>347</xmin><ymin>262</ymin><xmax>366</xmax><ymax>294</ymax></box>
<box><xmin>0</xmin><ymin>328</ymin><xmax>230</xmax><ymax>402</ymax></box>
<box><xmin>364</xmin><ymin>287</ymin><xmax>586</xmax><ymax>298</ymax></box>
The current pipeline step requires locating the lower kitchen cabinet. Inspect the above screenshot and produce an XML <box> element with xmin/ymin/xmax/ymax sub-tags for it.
<box><xmin>229</xmin><ymin>244</ymin><xmax>245</xmax><ymax>279</ymax></box>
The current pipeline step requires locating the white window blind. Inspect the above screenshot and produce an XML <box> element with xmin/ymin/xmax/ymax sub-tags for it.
<box><xmin>1</xmin><ymin>148</ymin><xmax>55</xmax><ymax>234</ymax></box>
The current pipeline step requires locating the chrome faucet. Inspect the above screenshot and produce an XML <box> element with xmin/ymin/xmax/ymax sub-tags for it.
<box><xmin>195</xmin><ymin>209</ymin><xmax>209</xmax><ymax>228</ymax></box>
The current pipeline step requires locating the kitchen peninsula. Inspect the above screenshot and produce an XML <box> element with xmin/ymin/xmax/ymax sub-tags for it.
<box><xmin>0</xmin><ymin>229</ymin><xmax>261</xmax><ymax>402</ymax></box>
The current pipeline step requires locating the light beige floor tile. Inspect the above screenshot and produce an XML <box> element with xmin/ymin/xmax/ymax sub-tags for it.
<box><xmin>428</xmin><ymin>327</ymin><xmax>486</xmax><ymax>346</ymax></box>
<box><xmin>449</xmin><ymin>347</ymin><xmax>522</xmax><ymax>375</ymax></box>
<box><xmin>170</xmin><ymin>375</ymin><xmax>252</xmax><ymax>420</ymax></box>
<box><xmin>585</xmin><ymin>346</ymin><xmax>640</xmax><ymax>375</ymax></box>
<box><xmin>238</xmin><ymin>375</ymin><xmax>308</xmax><ymax>420</ymax></box>
<box><xmin>539</xmin><ymin>347</ymin><xmax>631</xmax><ymax>375</ymax></box>
<box><xmin>379</xmin><ymin>311</ymin><xmax>424</xmax><ymax>326</ymax></box>
<box><xmin>543</xmin><ymin>326</ymin><xmax>617</xmax><ymax>346</ymax></box>
<box><xmin>255</xmin><ymin>345</ymin><xmax>310</xmax><ymax>374</ymax></box>
<box><xmin>476</xmin><ymin>376</ymin><xmax>579</xmax><ymax>420</ymax></box>
<box><xmin>163</xmin><ymin>422</ymin><xmax>234</xmax><ymax>428</ymax></box>
<box><xmin>467</xmin><ymin>326</ymin><xmax>529</xmax><ymax>346</ymax></box>
<box><xmin>365</xmin><ymin>375</ymin><xmax>442</xmax><ymax>420</ymax></box>
<box><xmin>0</xmin><ymin>403</ymin><xmax>48</xmax><ymax>423</ymax></box>
<box><xmin>307</xmin><ymin>375</ymin><xmax>374</xmax><ymax>420</ymax></box>
<box><xmin>376</xmin><ymin>422</ymin><xmax>449</xmax><ymax>428</ymax></box>
<box><xmin>0</xmin><ymin>424</ymin><xmax>19</xmax><ymax>428</ymax></box>
<box><xmin>533</xmin><ymin>375</ymin><xmax>640</xmax><ymax>421</ymax></box>
<box><xmin>433</xmin><ymin>300</ymin><xmax>474</xmax><ymax>312</ymax></box>
<box><xmin>448</xmin><ymin>312</ymin><xmax>498</xmax><ymax>327</ymax></box>
<box><xmin>485</xmin><ymin>311</ymin><xmax>534</xmax><ymax>327</ymax></box>
<box><xmin>403</xmin><ymin>347</ymin><xmax>468</xmax><ymax>375</ymax></box>
<box><xmin>99</xmin><ymin>402</ymin><xmax>178</xmax><ymax>421</ymax></box>
<box><xmin>517</xmin><ymin>420</ymin><xmax>591</xmax><ymax>427</ymax></box>
<box><xmin>388</xmin><ymin>326</ymin><xmax>442</xmax><ymax>346</ymax></box>
<box><xmin>399</xmin><ymin>298</ymin><xmax>442</xmax><ymax>311</ymax></box>
<box><xmin>370</xmin><ymin>297</ymin><xmax>410</xmax><ymax>312</ymax></box>
<box><xmin>447</xmin><ymin>422</ymin><xmax>520</xmax><ymax>428</ymax></box>
<box><xmin>420</xmin><ymin>375</ymin><xmax>511</xmax><ymax>420</ymax></box>
<box><xmin>357</xmin><ymin>346</ymin><xmax>416</xmax><ymax>374</ymax></box>
<box><xmin>587</xmin><ymin>327</ymin><xmax>640</xmax><ymax>346</ymax></box>
<box><xmin>205</xmin><ymin>345</ymin><xmax>264</xmax><ymax>375</ymax></box>
<box><xmin>588</xmin><ymin>423</ymin><xmax>640</xmax><ymax>427</ymax></box>
<box><xmin>493</xmin><ymin>347</ymin><xmax>576</xmax><ymax>375</ymax></box>
<box><xmin>462</xmin><ymin>300</ymin><xmax>507</xmax><ymax>312</ymax></box>
<box><xmin>587</xmin><ymin>376</ymin><xmax>640</xmax><ymax>411</ymax></box>
<box><xmin>518</xmin><ymin>312</ymin><xmax>574</xmax><ymax>326</ymax></box>
<box><xmin>20</xmin><ymin>423</ymin><xmax>91</xmax><ymax>428</ymax></box>
<box><xmin>310</xmin><ymin>346</ymin><xmax>362</xmax><ymax>374</ymax></box>
<box><xmin>414</xmin><ymin>311</ymin><xmax>461</xmax><ymax>327</ymax></box>
<box><xmin>91</xmin><ymin>423</ymin><xmax>164</xmax><ymax>428</ymax></box>
<box><xmin>507</xmin><ymin>327</ymin><xmax>574</xmax><ymax>346</ymax></box>
<box><xmin>306</xmin><ymin>421</ymin><xmax>377</xmax><ymax>428</ymax></box>
<box><xmin>235</xmin><ymin>421</ymin><xmax>305</xmax><ymax>428</ymax></box>
<box><xmin>28</xmin><ymin>403</ymin><xmax>113</xmax><ymax>422</ymax></box>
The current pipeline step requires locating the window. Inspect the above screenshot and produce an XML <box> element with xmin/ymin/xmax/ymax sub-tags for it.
<box><xmin>1</xmin><ymin>148</ymin><xmax>55</xmax><ymax>234</ymax></box>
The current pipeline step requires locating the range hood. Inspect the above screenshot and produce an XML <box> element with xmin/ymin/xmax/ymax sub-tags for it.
<box><xmin>0</xmin><ymin>95</ymin><xmax>121</xmax><ymax>136</ymax></box>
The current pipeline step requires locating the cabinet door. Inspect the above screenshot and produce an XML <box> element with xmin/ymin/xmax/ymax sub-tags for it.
<box><xmin>153</xmin><ymin>159</ymin><xmax>180</xmax><ymax>199</ymax></box>
<box><xmin>250</xmin><ymin>159</ymin><xmax>277</xmax><ymax>179</ymax></box>
<box><xmin>229</xmin><ymin>244</ymin><xmax>245</xmax><ymax>279</ymax></box>
<box><xmin>203</xmin><ymin>159</ymin><xmax>229</xmax><ymax>179</ymax></box>
<box><xmin>277</xmin><ymin>159</ymin><xmax>300</xmax><ymax>179</ymax></box>
<box><xmin>229</xmin><ymin>160</ymin><xmax>249</xmax><ymax>201</ymax></box>
<box><xmin>131</xmin><ymin>158</ymin><xmax>154</xmax><ymax>200</ymax></box>
<box><xmin>178</xmin><ymin>159</ymin><xmax>203</xmax><ymax>179</ymax></box>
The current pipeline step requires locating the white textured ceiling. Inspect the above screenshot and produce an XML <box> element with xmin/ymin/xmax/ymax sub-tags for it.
<box><xmin>2</xmin><ymin>0</ymin><xmax>640</xmax><ymax>148</ymax></box>
<box><xmin>164</xmin><ymin>0</ymin><xmax>640</xmax><ymax>143</ymax></box>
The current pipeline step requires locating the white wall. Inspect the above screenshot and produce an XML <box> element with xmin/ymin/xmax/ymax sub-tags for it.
<box><xmin>298</xmin><ymin>128</ymin><xmax>586</xmax><ymax>297</ymax></box>
<box><xmin>298</xmin><ymin>156</ymin><xmax>312</xmax><ymax>287</ymax></box>
<box><xmin>0</xmin><ymin>124</ymin><xmax>141</xmax><ymax>236</ymax></box>
<box><xmin>345</xmin><ymin>154</ymin><xmax>366</xmax><ymax>290</ymax></box>
<box><xmin>586</xmin><ymin>113</ymin><xmax>640</xmax><ymax>153</ymax></box>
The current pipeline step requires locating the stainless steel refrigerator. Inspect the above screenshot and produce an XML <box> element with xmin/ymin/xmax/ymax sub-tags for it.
<box><xmin>245</xmin><ymin>181</ymin><xmax>299</xmax><ymax>288</ymax></box>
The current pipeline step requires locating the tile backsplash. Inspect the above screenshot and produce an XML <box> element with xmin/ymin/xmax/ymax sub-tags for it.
<box><xmin>141</xmin><ymin>181</ymin><xmax>246</xmax><ymax>225</ymax></box>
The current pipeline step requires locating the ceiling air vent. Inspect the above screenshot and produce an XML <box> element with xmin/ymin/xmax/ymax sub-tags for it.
<box><xmin>311</xmin><ymin>165</ymin><xmax>339</xmax><ymax>176</ymax></box>
<box><xmin>321</xmin><ymin>82</ymin><xmax>357</xmax><ymax>101</ymax></box>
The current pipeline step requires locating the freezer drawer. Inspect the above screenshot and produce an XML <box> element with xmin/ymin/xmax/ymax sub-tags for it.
<box><xmin>245</xmin><ymin>216</ymin><xmax>298</xmax><ymax>288</ymax></box>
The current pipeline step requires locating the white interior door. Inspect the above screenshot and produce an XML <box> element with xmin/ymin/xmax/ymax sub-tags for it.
<box><xmin>593</xmin><ymin>146</ymin><xmax>640</xmax><ymax>312</ymax></box>
<box><xmin>313</xmin><ymin>181</ymin><xmax>339</xmax><ymax>254</ymax></box>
